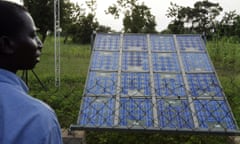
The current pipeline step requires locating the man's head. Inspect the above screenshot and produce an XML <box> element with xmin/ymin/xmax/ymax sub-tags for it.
<box><xmin>0</xmin><ymin>1</ymin><xmax>42</xmax><ymax>73</ymax></box>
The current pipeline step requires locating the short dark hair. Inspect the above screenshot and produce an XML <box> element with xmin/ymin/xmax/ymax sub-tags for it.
<box><xmin>0</xmin><ymin>1</ymin><xmax>27</xmax><ymax>38</ymax></box>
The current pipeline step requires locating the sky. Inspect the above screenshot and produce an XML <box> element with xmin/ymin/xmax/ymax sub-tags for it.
<box><xmin>8</xmin><ymin>0</ymin><xmax>240</xmax><ymax>32</ymax></box>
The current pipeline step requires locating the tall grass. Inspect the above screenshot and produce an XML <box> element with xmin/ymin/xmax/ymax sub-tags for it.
<box><xmin>207</xmin><ymin>38</ymin><xmax>240</xmax><ymax>124</ymax></box>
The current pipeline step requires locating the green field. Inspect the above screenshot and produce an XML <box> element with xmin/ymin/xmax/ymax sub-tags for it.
<box><xmin>23</xmin><ymin>36</ymin><xmax>240</xmax><ymax>144</ymax></box>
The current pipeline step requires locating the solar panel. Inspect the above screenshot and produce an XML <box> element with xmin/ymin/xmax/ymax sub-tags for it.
<box><xmin>194</xmin><ymin>100</ymin><xmax>237</xmax><ymax>129</ymax></box>
<box><xmin>85</xmin><ymin>72</ymin><xmax>117</xmax><ymax>96</ymax></box>
<box><xmin>181</xmin><ymin>53</ymin><xmax>213</xmax><ymax>72</ymax></box>
<box><xmin>152</xmin><ymin>53</ymin><xmax>180</xmax><ymax>72</ymax></box>
<box><xmin>79</xmin><ymin>97</ymin><xmax>115</xmax><ymax>127</ymax></box>
<box><xmin>94</xmin><ymin>33</ymin><xmax>120</xmax><ymax>51</ymax></box>
<box><xmin>157</xmin><ymin>99</ymin><xmax>194</xmax><ymax>128</ymax></box>
<box><xmin>150</xmin><ymin>35</ymin><xmax>176</xmax><ymax>52</ymax></box>
<box><xmin>177</xmin><ymin>35</ymin><xmax>205</xmax><ymax>52</ymax></box>
<box><xmin>91</xmin><ymin>51</ymin><xmax>119</xmax><ymax>71</ymax></box>
<box><xmin>73</xmin><ymin>33</ymin><xmax>239</xmax><ymax>135</ymax></box>
<box><xmin>122</xmin><ymin>52</ymin><xmax>149</xmax><ymax>71</ymax></box>
<box><xmin>187</xmin><ymin>73</ymin><xmax>223</xmax><ymax>97</ymax></box>
<box><xmin>123</xmin><ymin>34</ymin><xmax>148</xmax><ymax>51</ymax></box>
<box><xmin>121</xmin><ymin>72</ymin><xmax>151</xmax><ymax>96</ymax></box>
<box><xmin>154</xmin><ymin>73</ymin><xmax>185</xmax><ymax>97</ymax></box>
<box><xmin>119</xmin><ymin>98</ymin><xmax>153</xmax><ymax>128</ymax></box>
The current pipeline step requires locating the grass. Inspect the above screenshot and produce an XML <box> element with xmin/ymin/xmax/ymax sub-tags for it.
<box><xmin>21</xmin><ymin>36</ymin><xmax>240</xmax><ymax>144</ymax></box>
<box><xmin>34</xmin><ymin>36</ymin><xmax>91</xmax><ymax>78</ymax></box>
<box><xmin>207</xmin><ymin>39</ymin><xmax>240</xmax><ymax>123</ymax></box>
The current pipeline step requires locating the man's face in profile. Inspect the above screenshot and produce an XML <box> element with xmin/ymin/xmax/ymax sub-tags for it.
<box><xmin>11</xmin><ymin>11</ymin><xmax>43</xmax><ymax>70</ymax></box>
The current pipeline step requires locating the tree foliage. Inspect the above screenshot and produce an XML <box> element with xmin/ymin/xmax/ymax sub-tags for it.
<box><xmin>193</xmin><ymin>0</ymin><xmax>222</xmax><ymax>33</ymax></box>
<box><xmin>216</xmin><ymin>11</ymin><xmax>240</xmax><ymax>38</ymax></box>
<box><xmin>85</xmin><ymin>0</ymin><xmax>97</xmax><ymax>16</ymax></box>
<box><xmin>24</xmin><ymin>0</ymin><xmax>76</xmax><ymax>43</ymax></box>
<box><xmin>166</xmin><ymin>0</ymin><xmax>223</xmax><ymax>37</ymax></box>
<box><xmin>24</xmin><ymin>0</ymin><xmax>106</xmax><ymax>44</ymax></box>
<box><xmin>23</xmin><ymin>0</ymin><xmax>54</xmax><ymax>43</ymax></box>
<box><xmin>165</xmin><ymin>0</ymin><xmax>240</xmax><ymax>40</ymax></box>
<box><xmin>67</xmin><ymin>1</ymin><xmax>99</xmax><ymax>44</ymax></box>
<box><xmin>123</xmin><ymin>4</ymin><xmax>156</xmax><ymax>33</ymax></box>
<box><xmin>106</xmin><ymin>0</ymin><xmax>156</xmax><ymax>33</ymax></box>
<box><xmin>71</xmin><ymin>13</ymin><xmax>99</xmax><ymax>44</ymax></box>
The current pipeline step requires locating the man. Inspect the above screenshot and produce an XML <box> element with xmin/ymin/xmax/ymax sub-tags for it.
<box><xmin>0</xmin><ymin>1</ymin><xmax>62</xmax><ymax>143</ymax></box>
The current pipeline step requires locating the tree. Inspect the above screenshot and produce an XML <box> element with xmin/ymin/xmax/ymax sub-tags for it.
<box><xmin>106</xmin><ymin>0</ymin><xmax>157</xmax><ymax>33</ymax></box>
<box><xmin>62</xmin><ymin>2</ymin><xmax>86</xmax><ymax>44</ymax></box>
<box><xmin>96</xmin><ymin>25</ymin><xmax>112</xmax><ymax>33</ymax></box>
<box><xmin>216</xmin><ymin>11</ymin><xmax>240</xmax><ymax>38</ymax></box>
<box><xmin>192</xmin><ymin>0</ymin><xmax>222</xmax><ymax>36</ymax></box>
<box><xmin>67</xmin><ymin>1</ymin><xmax>99</xmax><ymax>44</ymax></box>
<box><xmin>233</xmin><ymin>15</ymin><xmax>240</xmax><ymax>38</ymax></box>
<box><xmin>123</xmin><ymin>3</ymin><xmax>156</xmax><ymax>33</ymax></box>
<box><xmin>24</xmin><ymin>0</ymin><xmax>73</xmax><ymax>43</ymax></box>
<box><xmin>71</xmin><ymin>13</ymin><xmax>99</xmax><ymax>44</ymax></box>
<box><xmin>166</xmin><ymin>2</ymin><xmax>186</xmax><ymax>33</ymax></box>
<box><xmin>166</xmin><ymin>0</ymin><xmax>223</xmax><ymax>37</ymax></box>
<box><xmin>85</xmin><ymin>0</ymin><xmax>97</xmax><ymax>16</ymax></box>
<box><xmin>24</xmin><ymin>0</ymin><xmax>54</xmax><ymax>43</ymax></box>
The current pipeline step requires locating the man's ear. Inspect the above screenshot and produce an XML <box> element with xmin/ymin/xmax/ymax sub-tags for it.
<box><xmin>0</xmin><ymin>36</ymin><xmax>15</xmax><ymax>55</ymax></box>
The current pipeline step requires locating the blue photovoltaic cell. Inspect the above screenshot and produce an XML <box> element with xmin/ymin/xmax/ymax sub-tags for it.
<box><xmin>154</xmin><ymin>73</ymin><xmax>186</xmax><ymax>97</ymax></box>
<box><xmin>91</xmin><ymin>51</ymin><xmax>119</xmax><ymax>71</ymax></box>
<box><xmin>85</xmin><ymin>72</ymin><xmax>117</xmax><ymax>96</ymax></box>
<box><xmin>152</xmin><ymin>53</ymin><xmax>180</xmax><ymax>72</ymax></box>
<box><xmin>157</xmin><ymin>99</ymin><xmax>194</xmax><ymax>128</ymax></box>
<box><xmin>119</xmin><ymin>98</ymin><xmax>153</xmax><ymax>127</ymax></box>
<box><xmin>150</xmin><ymin>35</ymin><xmax>176</xmax><ymax>52</ymax></box>
<box><xmin>187</xmin><ymin>74</ymin><xmax>223</xmax><ymax>97</ymax></box>
<box><xmin>177</xmin><ymin>35</ymin><xmax>205</xmax><ymax>52</ymax></box>
<box><xmin>122</xmin><ymin>52</ymin><xmax>149</xmax><ymax>71</ymax></box>
<box><xmin>121</xmin><ymin>73</ymin><xmax>151</xmax><ymax>96</ymax></box>
<box><xmin>94</xmin><ymin>34</ymin><xmax>120</xmax><ymax>51</ymax></box>
<box><xmin>123</xmin><ymin>35</ymin><xmax>148</xmax><ymax>51</ymax></box>
<box><xmin>194</xmin><ymin>100</ymin><xmax>237</xmax><ymax>129</ymax></box>
<box><xmin>181</xmin><ymin>53</ymin><xmax>213</xmax><ymax>72</ymax></box>
<box><xmin>79</xmin><ymin>97</ymin><xmax>115</xmax><ymax>127</ymax></box>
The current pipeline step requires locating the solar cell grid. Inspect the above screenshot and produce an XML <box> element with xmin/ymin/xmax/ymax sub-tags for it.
<box><xmin>94</xmin><ymin>34</ymin><xmax>120</xmax><ymax>51</ymax></box>
<box><xmin>181</xmin><ymin>53</ymin><xmax>213</xmax><ymax>72</ymax></box>
<box><xmin>187</xmin><ymin>74</ymin><xmax>223</xmax><ymax>97</ymax></box>
<box><xmin>91</xmin><ymin>51</ymin><xmax>119</xmax><ymax>71</ymax></box>
<box><xmin>152</xmin><ymin>53</ymin><xmax>180</xmax><ymax>72</ymax></box>
<box><xmin>154</xmin><ymin>73</ymin><xmax>186</xmax><ymax>97</ymax></box>
<box><xmin>177</xmin><ymin>35</ymin><xmax>205</xmax><ymax>52</ymax></box>
<box><xmin>194</xmin><ymin>100</ymin><xmax>237</xmax><ymax>129</ymax></box>
<box><xmin>79</xmin><ymin>97</ymin><xmax>115</xmax><ymax>127</ymax></box>
<box><xmin>121</xmin><ymin>72</ymin><xmax>151</xmax><ymax>96</ymax></box>
<box><xmin>85</xmin><ymin>72</ymin><xmax>117</xmax><ymax>96</ymax></box>
<box><xmin>157</xmin><ymin>99</ymin><xmax>194</xmax><ymax>128</ymax></box>
<box><xmin>123</xmin><ymin>35</ymin><xmax>148</xmax><ymax>51</ymax></box>
<box><xmin>150</xmin><ymin>35</ymin><xmax>176</xmax><ymax>52</ymax></box>
<box><xmin>119</xmin><ymin>98</ymin><xmax>153</xmax><ymax>127</ymax></box>
<box><xmin>122</xmin><ymin>52</ymin><xmax>149</xmax><ymax>71</ymax></box>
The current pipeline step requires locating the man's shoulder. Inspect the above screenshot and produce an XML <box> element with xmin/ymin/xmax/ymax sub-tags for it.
<box><xmin>27</xmin><ymin>97</ymin><xmax>58</xmax><ymax>122</ymax></box>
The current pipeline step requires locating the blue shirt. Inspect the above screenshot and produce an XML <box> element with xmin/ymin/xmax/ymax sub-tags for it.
<box><xmin>0</xmin><ymin>69</ymin><xmax>62</xmax><ymax>144</ymax></box>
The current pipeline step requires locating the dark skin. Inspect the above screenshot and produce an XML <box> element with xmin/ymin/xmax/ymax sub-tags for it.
<box><xmin>0</xmin><ymin>11</ymin><xmax>42</xmax><ymax>74</ymax></box>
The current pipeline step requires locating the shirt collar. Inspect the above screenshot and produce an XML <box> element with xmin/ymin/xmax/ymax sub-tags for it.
<box><xmin>0</xmin><ymin>68</ymin><xmax>29</xmax><ymax>92</ymax></box>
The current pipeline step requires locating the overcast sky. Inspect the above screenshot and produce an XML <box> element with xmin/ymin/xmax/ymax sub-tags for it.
<box><xmin>9</xmin><ymin>0</ymin><xmax>240</xmax><ymax>31</ymax></box>
<box><xmin>72</xmin><ymin>0</ymin><xmax>240</xmax><ymax>32</ymax></box>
